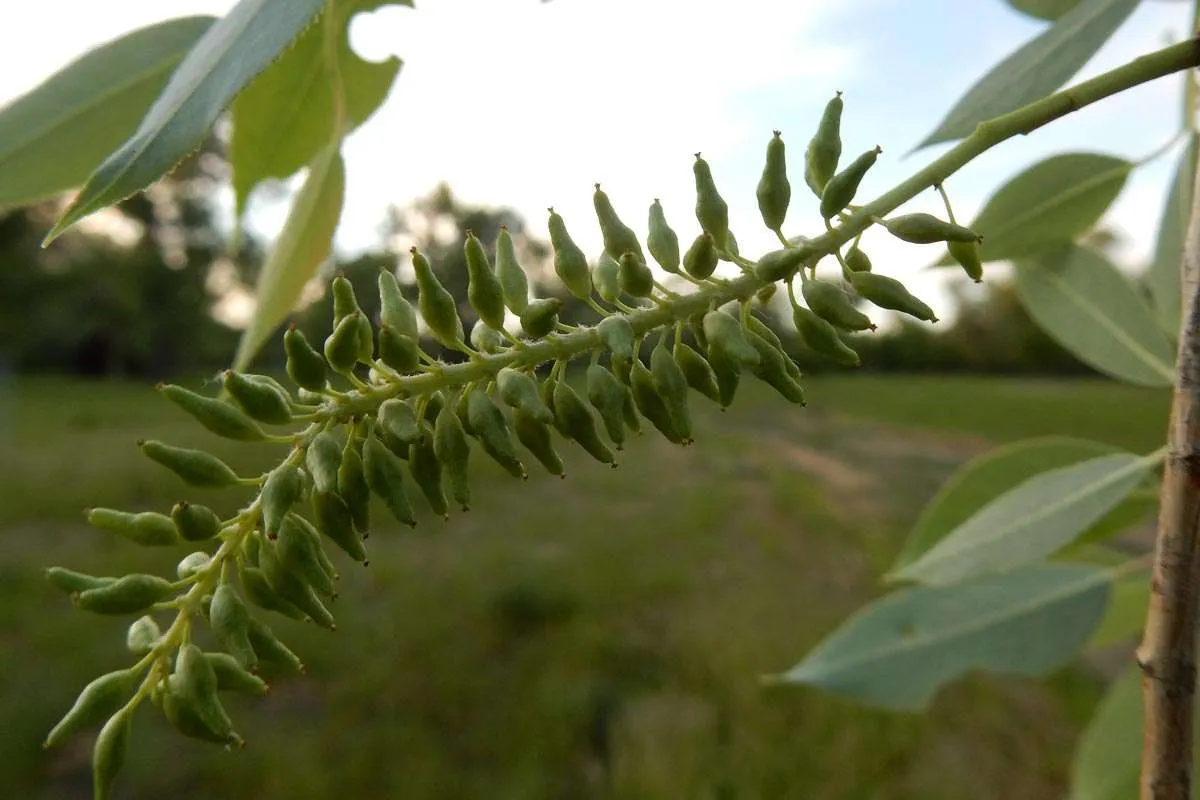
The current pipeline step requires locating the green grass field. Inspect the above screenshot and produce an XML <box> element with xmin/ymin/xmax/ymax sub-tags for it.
<box><xmin>0</xmin><ymin>374</ymin><xmax>1169</xmax><ymax>799</ymax></box>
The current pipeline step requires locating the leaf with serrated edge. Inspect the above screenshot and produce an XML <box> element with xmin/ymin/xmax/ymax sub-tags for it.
<box><xmin>1015</xmin><ymin>245</ymin><xmax>1175</xmax><ymax>387</ymax></box>
<box><xmin>1145</xmin><ymin>136</ymin><xmax>1197</xmax><ymax>338</ymax></box>
<box><xmin>772</xmin><ymin>564</ymin><xmax>1110</xmax><ymax>711</ymax></box>
<box><xmin>891</xmin><ymin>453</ymin><xmax>1152</xmax><ymax>586</ymax></box>
<box><xmin>917</xmin><ymin>0</ymin><xmax>1138</xmax><ymax>148</ymax></box>
<box><xmin>0</xmin><ymin>17</ymin><xmax>214</xmax><ymax>209</ymax></box>
<box><xmin>45</xmin><ymin>0</ymin><xmax>325</xmax><ymax>242</ymax></box>
<box><xmin>233</xmin><ymin>142</ymin><xmax>345</xmax><ymax>370</ymax></box>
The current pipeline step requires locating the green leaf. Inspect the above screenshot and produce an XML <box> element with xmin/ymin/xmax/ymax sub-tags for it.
<box><xmin>1015</xmin><ymin>245</ymin><xmax>1176</xmax><ymax>387</ymax></box>
<box><xmin>230</xmin><ymin>0</ymin><xmax>408</xmax><ymax>219</ymax></box>
<box><xmin>889</xmin><ymin>452</ymin><xmax>1154</xmax><ymax>586</ymax></box>
<box><xmin>771</xmin><ymin>564</ymin><xmax>1110</xmax><ymax>711</ymax></box>
<box><xmin>936</xmin><ymin>153</ymin><xmax>1131</xmax><ymax>265</ymax></box>
<box><xmin>893</xmin><ymin>437</ymin><xmax>1118</xmax><ymax>572</ymax></box>
<box><xmin>1008</xmin><ymin>0</ymin><xmax>1086</xmax><ymax>20</ymax></box>
<box><xmin>1086</xmin><ymin>572</ymin><xmax>1148</xmax><ymax>650</ymax></box>
<box><xmin>0</xmin><ymin>16</ymin><xmax>215</xmax><ymax>210</ymax></box>
<box><xmin>917</xmin><ymin>0</ymin><xmax>1139</xmax><ymax>148</ymax></box>
<box><xmin>45</xmin><ymin>0</ymin><xmax>326</xmax><ymax>243</ymax></box>
<box><xmin>1068</xmin><ymin>665</ymin><xmax>1141</xmax><ymax>800</ymax></box>
<box><xmin>1145</xmin><ymin>136</ymin><xmax>1197</xmax><ymax>338</ymax></box>
<box><xmin>233</xmin><ymin>142</ymin><xmax>345</xmax><ymax>370</ymax></box>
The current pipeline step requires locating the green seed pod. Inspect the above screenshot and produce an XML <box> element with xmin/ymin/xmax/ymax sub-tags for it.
<box><xmin>553</xmin><ymin>379</ymin><xmax>616</xmax><ymax>464</ymax></box>
<box><xmin>423</xmin><ymin>391</ymin><xmax>446</xmax><ymax>423</ymax></box>
<box><xmin>801</xmin><ymin>279</ymin><xmax>875</xmax><ymax>332</ymax></box>
<box><xmin>466</xmin><ymin>388</ymin><xmax>526</xmax><ymax>479</ymax></box>
<box><xmin>819</xmin><ymin>145</ymin><xmax>881</xmax><ymax>220</ymax></box>
<box><xmin>126</xmin><ymin>615</ymin><xmax>161</xmax><ymax>656</ymax></box>
<box><xmin>92</xmin><ymin>708</ymin><xmax>131</xmax><ymax>800</ymax></box>
<box><xmin>723</xmin><ymin>230</ymin><xmax>741</xmax><ymax>260</ymax></box>
<box><xmin>620</xmin><ymin>378</ymin><xmax>642</xmax><ymax>432</ymax></box>
<box><xmin>176</xmin><ymin>551</ymin><xmax>210</xmax><ymax>580</ymax></box>
<box><xmin>246</xmin><ymin>617</ymin><xmax>304</xmax><ymax>675</ymax></box>
<box><xmin>205</xmin><ymin>652</ymin><xmax>268</xmax><ymax>696</ymax></box>
<box><xmin>693</xmin><ymin>154</ymin><xmax>730</xmax><ymax>250</ymax></box>
<box><xmin>647</xmin><ymin>199</ymin><xmax>681</xmax><ymax>274</ymax></box>
<box><xmin>465</xmin><ymin>230</ymin><xmax>507</xmax><ymax>330</ymax></box>
<box><xmin>673</xmin><ymin>341</ymin><xmax>721</xmax><ymax>404</ymax></box>
<box><xmin>610</xmin><ymin>353</ymin><xmax>633</xmax><ymax>387</ymax></box>
<box><xmin>548</xmin><ymin>208</ymin><xmax>592</xmax><ymax>300</ymax></box>
<box><xmin>454</xmin><ymin>387</ymin><xmax>476</xmax><ymax>437</ymax></box>
<box><xmin>948</xmin><ymin>239</ymin><xmax>984</xmax><ymax>283</ymax></box>
<box><xmin>494</xmin><ymin>226</ymin><xmax>530</xmax><ymax>314</ymax></box>
<box><xmin>470</xmin><ymin>319</ymin><xmax>506</xmax><ymax>355</ymax></box>
<box><xmin>44</xmin><ymin>668</ymin><xmax>137</xmax><ymax>748</ymax></box>
<box><xmin>702</xmin><ymin>310</ymin><xmax>761</xmax><ymax>366</ymax></box>
<box><xmin>239</xmin><ymin>566</ymin><xmax>307</xmax><ymax>621</ymax></box>
<box><xmin>338</xmin><ymin>445</ymin><xmax>370</xmax><ymax>534</ymax></box>
<box><xmin>223</xmin><ymin>370</ymin><xmax>293</xmax><ymax>425</ymax></box>
<box><xmin>162</xmin><ymin>644</ymin><xmax>243</xmax><ymax>746</ymax></box>
<box><xmin>312</xmin><ymin>490</ymin><xmax>366</xmax><ymax>563</ymax></box>
<box><xmin>168</xmin><ymin>502</ymin><xmax>220</xmax><ymax>543</ymax></box>
<box><xmin>378</xmin><ymin>399</ymin><xmax>421</xmax><ymax>453</ymax></box>
<box><xmin>650</xmin><ymin>337</ymin><xmax>693</xmax><ymax>443</ymax></box>
<box><xmin>263</xmin><ymin>548</ymin><xmax>336</xmax><ymax>630</ymax></box>
<box><xmin>512</xmin><ymin>408</ymin><xmax>565</xmax><ymax>477</ymax></box>
<box><xmin>630</xmin><ymin>357</ymin><xmax>684</xmax><ymax>445</ymax></box>
<box><xmin>753</xmin><ymin>243</ymin><xmax>819</xmax><ymax>283</ymax></box>
<box><xmin>745</xmin><ymin>331</ymin><xmax>806</xmax><ymax>404</ymax></box>
<box><xmin>618</xmin><ymin>251</ymin><xmax>654</xmax><ymax>298</ymax></box>
<box><xmin>87</xmin><ymin>508</ymin><xmax>180</xmax><ymax>547</ymax></box>
<box><xmin>158</xmin><ymin>384</ymin><xmax>264</xmax><ymax>442</ymax></box>
<box><xmin>593</xmin><ymin>183</ymin><xmax>645</xmax><ymax>264</ymax></box>
<box><xmin>519</xmin><ymin>297</ymin><xmax>562</xmax><ymax>340</ymax></box>
<box><xmin>324</xmin><ymin>311</ymin><xmax>365</xmax><ymax>375</ymax></box>
<box><xmin>331</xmin><ymin>273</ymin><xmax>361</xmax><ymax>324</ymax></box>
<box><xmin>210</xmin><ymin>582</ymin><xmax>258</xmax><ymax>670</ymax></box>
<box><xmin>284</xmin><ymin>326</ymin><xmax>328</xmax><ymax>392</ymax></box>
<box><xmin>46</xmin><ymin>567</ymin><xmax>115</xmax><ymax>596</ymax></box>
<box><xmin>140</xmin><ymin>440</ymin><xmax>241</xmax><ymax>487</ymax></box>
<box><xmin>744</xmin><ymin>315</ymin><xmax>801</xmax><ymax>380</ymax></box>
<box><xmin>596</xmin><ymin>315</ymin><xmax>635</xmax><ymax>360</ymax></box>
<box><xmin>848</xmin><ymin>271</ymin><xmax>939</xmax><ymax>322</ymax></box>
<box><xmin>276</xmin><ymin>514</ymin><xmax>337</xmax><ymax>598</ymax></box>
<box><xmin>409</xmin><ymin>425</ymin><xmax>449</xmax><ymax>518</ymax></box>
<box><xmin>306</xmin><ymin>432</ymin><xmax>343</xmax><ymax>495</ymax></box>
<box><xmin>378</xmin><ymin>268</ymin><xmax>420</xmax><ymax>340</ymax></box>
<box><xmin>379</xmin><ymin>325</ymin><xmax>422</xmax><ymax>373</ymax></box>
<box><xmin>75</xmin><ymin>574</ymin><xmax>173</xmax><ymax>615</ymax></box>
<box><xmin>706</xmin><ymin>344</ymin><xmax>741</xmax><ymax>408</ymax></box>
<box><xmin>881</xmin><ymin>213</ymin><xmax>980</xmax><ymax>245</ymax></box>
<box><xmin>412</xmin><ymin>246</ymin><xmax>465</xmax><ymax>349</ymax></box>
<box><xmin>287</xmin><ymin>512</ymin><xmax>338</xmax><ymax>583</ymax></box>
<box><xmin>434</xmin><ymin>397</ymin><xmax>472</xmax><ymax>511</ymax></box>
<box><xmin>497</xmin><ymin>368</ymin><xmax>554</xmax><ymax>423</ymax></box>
<box><xmin>805</xmin><ymin>91</ymin><xmax>843</xmax><ymax>196</ymax></box>
<box><xmin>586</xmin><ymin>363</ymin><xmax>630</xmax><ymax>448</ymax></box>
<box><xmin>682</xmin><ymin>232</ymin><xmax>718</xmax><ymax>280</ymax></box>
<box><xmin>540</xmin><ymin>369</ymin><xmax>565</xmax><ymax>434</ymax></box>
<box><xmin>792</xmin><ymin>304</ymin><xmax>861</xmax><ymax>366</ymax></box>
<box><xmin>592</xmin><ymin>252</ymin><xmax>621</xmax><ymax>304</ymax></box>
<box><xmin>261</xmin><ymin>463</ymin><xmax>302</xmax><ymax>538</ymax></box>
<box><xmin>844</xmin><ymin>246</ymin><xmax>872</xmax><ymax>273</ymax></box>
<box><xmin>756</xmin><ymin>130</ymin><xmax>791</xmax><ymax>231</ymax></box>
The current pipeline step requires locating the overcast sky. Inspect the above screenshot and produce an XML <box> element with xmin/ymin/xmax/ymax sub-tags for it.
<box><xmin>0</xmin><ymin>0</ymin><xmax>1193</xmax><ymax>320</ymax></box>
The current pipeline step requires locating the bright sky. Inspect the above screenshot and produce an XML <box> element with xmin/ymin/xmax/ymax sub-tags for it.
<box><xmin>0</xmin><ymin>0</ymin><xmax>1194</xmax><ymax>321</ymax></box>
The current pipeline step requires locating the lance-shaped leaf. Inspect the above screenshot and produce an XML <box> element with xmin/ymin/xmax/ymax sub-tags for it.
<box><xmin>1068</xmin><ymin>665</ymin><xmax>1141</xmax><ymax>800</ymax></box>
<box><xmin>1086</xmin><ymin>571</ymin><xmax>1149</xmax><ymax>650</ymax></box>
<box><xmin>0</xmin><ymin>16</ymin><xmax>215</xmax><ymax>209</ymax></box>
<box><xmin>1015</xmin><ymin>245</ymin><xmax>1176</xmax><ymax>387</ymax></box>
<box><xmin>771</xmin><ymin>564</ymin><xmax>1110</xmax><ymax>711</ymax></box>
<box><xmin>1145</xmin><ymin>136</ymin><xmax>1197</xmax><ymax>338</ymax></box>
<box><xmin>45</xmin><ymin>0</ymin><xmax>326</xmax><ymax>242</ymax></box>
<box><xmin>1007</xmin><ymin>0</ymin><xmax>1086</xmax><ymax>19</ymax></box>
<box><xmin>890</xmin><ymin>452</ymin><xmax>1154</xmax><ymax>586</ymax></box>
<box><xmin>230</xmin><ymin>0</ymin><xmax>409</xmax><ymax>219</ymax></box>
<box><xmin>233</xmin><ymin>142</ymin><xmax>345</xmax><ymax>370</ymax></box>
<box><xmin>917</xmin><ymin>0</ymin><xmax>1139</xmax><ymax>148</ymax></box>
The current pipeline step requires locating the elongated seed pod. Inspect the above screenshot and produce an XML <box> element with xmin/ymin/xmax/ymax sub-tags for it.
<box><xmin>331</xmin><ymin>274</ymin><xmax>361</xmax><ymax>324</ymax></box>
<box><xmin>378</xmin><ymin>399</ymin><xmax>421</xmax><ymax>455</ymax></box>
<box><xmin>805</xmin><ymin>91</ymin><xmax>843</xmax><ymax>196</ymax></box>
<box><xmin>618</xmin><ymin>252</ymin><xmax>654</xmax><ymax>298</ymax></box>
<box><xmin>548</xmin><ymin>208</ymin><xmax>592</xmax><ymax>300</ymax></box>
<box><xmin>92</xmin><ymin>708</ymin><xmax>131</xmax><ymax>800</ymax></box>
<box><xmin>541</xmin><ymin>369</ymin><xmax>567</xmax><ymax>436</ymax></box>
<box><xmin>409</xmin><ymin>425</ymin><xmax>448</xmax><ymax>518</ymax></box>
<box><xmin>412</xmin><ymin>247</ymin><xmax>465</xmax><ymax>349</ymax></box>
<box><xmin>379</xmin><ymin>326</ymin><xmax>422</xmax><ymax>373</ymax></box>
<box><xmin>753</xmin><ymin>244</ymin><xmax>819</xmax><ymax>282</ymax></box>
<box><xmin>494</xmin><ymin>226</ymin><xmax>530</xmax><ymax>314</ymax></box>
<box><xmin>312</xmin><ymin>490</ymin><xmax>366</xmax><ymax>563</ymax></box>
<box><xmin>306</xmin><ymin>432</ymin><xmax>343</xmax><ymax>494</ymax></box>
<box><xmin>650</xmin><ymin>337</ymin><xmax>692</xmax><ymax>442</ymax></box>
<box><xmin>246</xmin><ymin>617</ymin><xmax>304</xmax><ymax>674</ymax></box>
<box><xmin>44</xmin><ymin>668</ymin><xmax>137</xmax><ymax>748</ymax></box>
<box><xmin>596</xmin><ymin>315</ymin><xmax>635</xmax><ymax>360</ymax></box>
<box><xmin>693</xmin><ymin>154</ymin><xmax>730</xmax><ymax>249</ymax></box>
<box><xmin>75</xmin><ymin>574</ymin><xmax>173</xmax><ymax>615</ymax></box>
<box><xmin>47</xmin><ymin>567</ymin><xmax>115</xmax><ymax>595</ymax></box>
<box><xmin>470</xmin><ymin>320</ymin><xmax>506</xmax><ymax>354</ymax></box>
<box><xmin>267</xmin><ymin>555</ymin><xmax>337</xmax><ymax>630</ymax></box>
<box><xmin>620</xmin><ymin>378</ymin><xmax>642</xmax><ymax>432</ymax></box>
<box><xmin>682</xmin><ymin>233</ymin><xmax>718</xmax><ymax>280</ymax></box>
<box><xmin>744</xmin><ymin>315</ymin><xmax>801</xmax><ymax>381</ymax></box>
<box><xmin>338</xmin><ymin>445</ymin><xmax>371</xmax><ymax>534</ymax></box>
<box><xmin>378</xmin><ymin>268</ymin><xmax>420</xmax><ymax>339</ymax></box>
<box><xmin>586</xmin><ymin>363</ymin><xmax>629</xmax><ymax>448</ymax></box>
<box><xmin>844</xmin><ymin>246</ymin><xmax>872</xmax><ymax>273</ymax></box>
<box><xmin>434</xmin><ymin>397</ymin><xmax>472</xmax><ymax>510</ymax></box>
<box><xmin>276</xmin><ymin>515</ymin><xmax>336</xmax><ymax>598</ymax></box>
<box><xmin>261</xmin><ymin>463</ymin><xmax>302</xmax><ymax>537</ymax></box>
<box><xmin>454</xmin><ymin>387</ymin><xmax>476</xmax><ymax>437</ymax></box>
<box><xmin>170</xmin><ymin>502</ymin><xmax>221</xmax><ymax>542</ymax></box>
<box><xmin>287</xmin><ymin>512</ymin><xmax>338</xmax><ymax>583</ymax></box>
<box><xmin>159</xmin><ymin>384</ymin><xmax>264</xmax><ymax>442</ymax></box>
<box><xmin>222</xmin><ymin>371</ymin><xmax>293</xmax><ymax>425</ymax></box>
<box><xmin>240</xmin><ymin>566</ymin><xmax>307</xmax><ymax>620</ymax></box>
<box><xmin>512</xmin><ymin>408</ymin><xmax>565</xmax><ymax>477</ymax></box>
<box><xmin>792</xmin><ymin>304</ymin><xmax>861</xmax><ymax>365</ymax></box>
<box><xmin>756</xmin><ymin>130</ymin><xmax>791</xmax><ymax>231</ymax></box>
<box><xmin>162</xmin><ymin>644</ymin><xmax>242</xmax><ymax>746</ymax></box>
<box><xmin>594</xmin><ymin>184</ymin><xmax>645</xmax><ymax>263</ymax></box>
<box><xmin>465</xmin><ymin>230</ymin><xmax>507</xmax><ymax>330</ymax></box>
<box><xmin>139</xmin><ymin>440</ymin><xmax>240</xmax><ymax>488</ymax></box>
<box><xmin>87</xmin><ymin>508</ymin><xmax>180</xmax><ymax>547</ymax></box>
<box><xmin>176</xmin><ymin>551</ymin><xmax>210</xmax><ymax>579</ymax></box>
<box><xmin>210</xmin><ymin>583</ymin><xmax>258</xmax><ymax>670</ymax></box>
<box><xmin>746</xmin><ymin>331</ymin><xmax>806</xmax><ymax>404</ymax></box>
<box><xmin>848</xmin><ymin>271</ymin><xmax>938</xmax><ymax>322</ymax></box>
<box><xmin>324</xmin><ymin>312</ymin><xmax>363</xmax><ymax>375</ymax></box>
<box><xmin>553</xmin><ymin>379</ymin><xmax>616</xmax><ymax>464</ymax></box>
<box><xmin>519</xmin><ymin>297</ymin><xmax>562</xmax><ymax>339</ymax></box>
<box><xmin>466</xmin><ymin>388</ymin><xmax>526</xmax><ymax>479</ymax></box>
<box><xmin>126</xmin><ymin>616</ymin><xmax>160</xmax><ymax>656</ymax></box>
<box><xmin>801</xmin><ymin>279</ymin><xmax>875</xmax><ymax>331</ymax></box>
<box><xmin>591</xmin><ymin>252</ymin><xmax>621</xmax><ymax>304</ymax></box>
<box><xmin>204</xmin><ymin>652</ymin><xmax>268</xmax><ymax>695</ymax></box>
<box><xmin>284</xmin><ymin>325</ymin><xmax>328</xmax><ymax>391</ymax></box>
<box><xmin>630</xmin><ymin>357</ymin><xmax>684</xmax><ymax>444</ymax></box>
<box><xmin>647</xmin><ymin>199</ymin><xmax>681</xmax><ymax>273</ymax></box>
<box><xmin>497</xmin><ymin>368</ymin><xmax>553</xmax><ymax>423</ymax></box>
<box><xmin>947</xmin><ymin>239</ymin><xmax>984</xmax><ymax>282</ymax></box>
<box><xmin>881</xmin><ymin>213</ymin><xmax>980</xmax><ymax>244</ymax></box>
<box><xmin>702</xmin><ymin>310</ymin><xmax>760</xmax><ymax>366</ymax></box>
<box><xmin>819</xmin><ymin>145</ymin><xmax>881</xmax><ymax>220</ymax></box>
<box><xmin>706</xmin><ymin>343</ymin><xmax>741</xmax><ymax>409</ymax></box>
<box><xmin>673</xmin><ymin>341</ymin><xmax>721</xmax><ymax>404</ymax></box>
